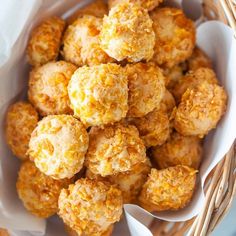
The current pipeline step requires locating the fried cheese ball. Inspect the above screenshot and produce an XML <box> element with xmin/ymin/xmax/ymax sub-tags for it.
<box><xmin>100</xmin><ymin>2</ymin><xmax>155</xmax><ymax>62</ymax></box>
<box><xmin>67</xmin><ymin>0</ymin><xmax>108</xmax><ymax>24</ymax></box>
<box><xmin>28</xmin><ymin>115</ymin><xmax>89</xmax><ymax>179</ymax></box>
<box><xmin>152</xmin><ymin>132</ymin><xmax>202</xmax><ymax>169</ymax></box>
<box><xmin>62</xmin><ymin>15</ymin><xmax>113</xmax><ymax>66</ymax></box>
<box><xmin>0</xmin><ymin>228</ymin><xmax>9</xmax><ymax>236</ymax></box>
<box><xmin>86</xmin><ymin>159</ymin><xmax>151</xmax><ymax>203</ymax></box>
<box><xmin>128</xmin><ymin>105</ymin><xmax>170</xmax><ymax>147</ymax></box>
<box><xmin>68</xmin><ymin>64</ymin><xmax>128</xmax><ymax>127</ymax></box>
<box><xmin>27</xmin><ymin>17</ymin><xmax>65</xmax><ymax>66</ymax></box>
<box><xmin>139</xmin><ymin>166</ymin><xmax>197</xmax><ymax>211</ymax></box>
<box><xmin>126</xmin><ymin>62</ymin><xmax>165</xmax><ymax>117</ymax></box>
<box><xmin>151</xmin><ymin>8</ymin><xmax>196</xmax><ymax>68</ymax></box>
<box><xmin>173</xmin><ymin>67</ymin><xmax>218</xmax><ymax>103</ymax></box>
<box><xmin>58</xmin><ymin>178</ymin><xmax>123</xmax><ymax>236</ymax></box>
<box><xmin>162</xmin><ymin>89</ymin><xmax>176</xmax><ymax>115</ymax></box>
<box><xmin>187</xmin><ymin>47</ymin><xmax>212</xmax><ymax>71</ymax></box>
<box><xmin>6</xmin><ymin>101</ymin><xmax>39</xmax><ymax>160</ymax></box>
<box><xmin>108</xmin><ymin>0</ymin><xmax>163</xmax><ymax>11</ymax></box>
<box><xmin>16</xmin><ymin>161</ymin><xmax>72</xmax><ymax>218</ymax></box>
<box><xmin>65</xmin><ymin>224</ymin><xmax>114</xmax><ymax>236</ymax></box>
<box><xmin>28</xmin><ymin>61</ymin><xmax>77</xmax><ymax>116</ymax></box>
<box><xmin>174</xmin><ymin>82</ymin><xmax>227</xmax><ymax>137</ymax></box>
<box><xmin>85</xmin><ymin>123</ymin><xmax>147</xmax><ymax>177</ymax></box>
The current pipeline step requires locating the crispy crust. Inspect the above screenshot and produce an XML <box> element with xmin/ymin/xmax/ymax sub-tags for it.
<box><xmin>6</xmin><ymin>101</ymin><xmax>38</xmax><ymax>160</ymax></box>
<box><xmin>174</xmin><ymin>82</ymin><xmax>227</xmax><ymax>137</ymax></box>
<box><xmin>68</xmin><ymin>63</ymin><xmax>128</xmax><ymax>127</ymax></box>
<box><xmin>58</xmin><ymin>178</ymin><xmax>122</xmax><ymax>236</ymax></box>
<box><xmin>27</xmin><ymin>17</ymin><xmax>65</xmax><ymax>66</ymax></box>
<box><xmin>151</xmin><ymin>7</ymin><xmax>196</xmax><ymax>68</ymax></box>
<box><xmin>126</xmin><ymin>62</ymin><xmax>165</xmax><ymax>117</ymax></box>
<box><xmin>28</xmin><ymin>115</ymin><xmax>88</xmax><ymax>179</ymax></box>
<box><xmin>62</xmin><ymin>15</ymin><xmax>113</xmax><ymax>66</ymax></box>
<box><xmin>100</xmin><ymin>2</ymin><xmax>155</xmax><ymax>62</ymax></box>
<box><xmin>16</xmin><ymin>161</ymin><xmax>72</xmax><ymax>218</ymax></box>
<box><xmin>139</xmin><ymin>166</ymin><xmax>197</xmax><ymax>211</ymax></box>
<box><xmin>152</xmin><ymin>132</ymin><xmax>202</xmax><ymax>169</ymax></box>
<box><xmin>28</xmin><ymin>61</ymin><xmax>77</xmax><ymax>116</ymax></box>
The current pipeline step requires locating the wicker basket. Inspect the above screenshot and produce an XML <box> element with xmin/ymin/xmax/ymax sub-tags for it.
<box><xmin>149</xmin><ymin>1</ymin><xmax>236</xmax><ymax>235</ymax></box>
<box><xmin>0</xmin><ymin>1</ymin><xmax>235</xmax><ymax>236</ymax></box>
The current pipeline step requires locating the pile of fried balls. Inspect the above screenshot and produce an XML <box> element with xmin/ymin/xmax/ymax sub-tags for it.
<box><xmin>5</xmin><ymin>0</ymin><xmax>227</xmax><ymax>235</ymax></box>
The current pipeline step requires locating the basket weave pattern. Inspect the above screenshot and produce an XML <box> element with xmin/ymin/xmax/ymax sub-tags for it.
<box><xmin>150</xmin><ymin>2</ymin><xmax>236</xmax><ymax>235</ymax></box>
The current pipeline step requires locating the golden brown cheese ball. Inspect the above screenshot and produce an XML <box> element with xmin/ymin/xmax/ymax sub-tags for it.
<box><xmin>5</xmin><ymin>101</ymin><xmax>38</xmax><ymax>160</ymax></box>
<box><xmin>65</xmin><ymin>224</ymin><xmax>114</xmax><ymax>236</ymax></box>
<box><xmin>172</xmin><ymin>67</ymin><xmax>218</xmax><ymax>103</ymax></box>
<box><xmin>68</xmin><ymin>64</ymin><xmax>128</xmax><ymax>127</ymax></box>
<box><xmin>139</xmin><ymin>166</ymin><xmax>197</xmax><ymax>211</ymax></box>
<box><xmin>58</xmin><ymin>178</ymin><xmax>123</xmax><ymax>236</ymax></box>
<box><xmin>27</xmin><ymin>17</ymin><xmax>65</xmax><ymax>66</ymax></box>
<box><xmin>161</xmin><ymin>89</ymin><xmax>176</xmax><ymax>115</ymax></box>
<box><xmin>128</xmin><ymin>105</ymin><xmax>170</xmax><ymax>147</ymax></box>
<box><xmin>100</xmin><ymin>2</ymin><xmax>155</xmax><ymax>62</ymax></box>
<box><xmin>86</xmin><ymin>159</ymin><xmax>151</xmax><ymax>203</ymax></box>
<box><xmin>28</xmin><ymin>61</ymin><xmax>77</xmax><ymax>116</ymax></box>
<box><xmin>108</xmin><ymin>0</ymin><xmax>163</xmax><ymax>11</ymax></box>
<box><xmin>85</xmin><ymin>123</ymin><xmax>147</xmax><ymax>177</ymax></box>
<box><xmin>67</xmin><ymin>0</ymin><xmax>108</xmax><ymax>25</ymax></box>
<box><xmin>28</xmin><ymin>115</ymin><xmax>89</xmax><ymax>179</ymax></box>
<box><xmin>187</xmin><ymin>47</ymin><xmax>212</xmax><ymax>71</ymax></box>
<box><xmin>16</xmin><ymin>161</ymin><xmax>72</xmax><ymax>218</ymax></box>
<box><xmin>150</xmin><ymin>8</ymin><xmax>196</xmax><ymax>68</ymax></box>
<box><xmin>62</xmin><ymin>15</ymin><xmax>113</xmax><ymax>66</ymax></box>
<box><xmin>0</xmin><ymin>228</ymin><xmax>10</xmax><ymax>236</ymax></box>
<box><xmin>126</xmin><ymin>62</ymin><xmax>165</xmax><ymax>117</ymax></box>
<box><xmin>174</xmin><ymin>82</ymin><xmax>227</xmax><ymax>137</ymax></box>
<box><xmin>152</xmin><ymin>132</ymin><xmax>202</xmax><ymax>169</ymax></box>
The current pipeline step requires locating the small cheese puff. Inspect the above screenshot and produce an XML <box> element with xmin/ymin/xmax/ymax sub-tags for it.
<box><xmin>58</xmin><ymin>178</ymin><xmax>123</xmax><ymax>236</ymax></box>
<box><xmin>28</xmin><ymin>61</ymin><xmax>77</xmax><ymax>116</ymax></box>
<box><xmin>27</xmin><ymin>17</ymin><xmax>65</xmax><ymax>66</ymax></box>
<box><xmin>174</xmin><ymin>82</ymin><xmax>227</xmax><ymax>137</ymax></box>
<box><xmin>152</xmin><ymin>132</ymin><xmax>202</xmax><ymax>169</ymax></box>
<box><xmin>139</xmin><ymin>166</ymin><xmax>197</xmax><ymax>211</ymax></box>
<box><xmin>0</xmin><ymin>228</ymin><xmax>9</xmax><ymax>236</ymax></box>
<box><xmin>28</xmin><ymin>115</ymin><xmax>89</xmax><ymax>179</ymax></box>
<box><xmin>85</xmin><ymin>123</ymin><xmax>147</xmax><ymax>177</ymax></box>
<box><xmin>62</xmin><ymin>15</ymin><xmax>113</xmax><ymax>66</ymax></box>
<box><xmin>172</xmin><ymin>67</ymin><xmax>218</xmax><ymax>103</ymax></box>
<box><xmin>86</xmin><ymin>159</ymin><xmax>151</xmax><ymax>203</ymax></box>
<box><xmin>16</xmin><ymin>161</ymin><xmax>72</xmax><ymax>218</ymax></box>
<box><xmin>151</xmin><ymin>8</ymin><xmax>196</xmax><ymax>68</ymax></box>
<box><xmin>127</xmin><ymin>105</ymin><xmax>170</xmax><ymax>147</ymax></box>
<box><xmin>65</xmin><ymin>224</ymin><xmax>114</xmax><ymax>236</ymax></box>
<box><xmin>126</xmin><ymin>62</ymin><xmax>165</xmax><ymax>117</ymax></box>
<box><xmin>187</xmin><ymin>47</ymin><xmax>213</xmax><ymax>71</ymax></box>
<box><xmin>68</xmin><ymin>63</ymin><xmax>128</xmax><ymax>127</ymax></box>
<box><xmin>100</xmin><ymin>2</ymin><xmax>155</xmax><ymax>62</ymax></box>
<box><xmin>67</xmin><ymin>0</ymin><xmax>108</xmax><ymax>24</ymax></box>
<box><xmin>5</xmin><ymin>101</ymin><xmax>38</xmax><ymax>160</ymax></box>
<box><xmin>108</xmin><ymin>0</ymin><xmax>163</xmax><ymax>11</ymax></box>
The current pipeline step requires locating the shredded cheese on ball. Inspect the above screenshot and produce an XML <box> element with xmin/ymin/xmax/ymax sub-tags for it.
<box><xmin>16</xmin><ymin>161</ymin><xmax>73</xmax><ymax>218</ymax></box>
<box><xmin>62</xmin><ymin>15</ymin><xmax>113</xmax><ymax>66</ymax></box>
<box><xmin>28</xmin><ymin>61</ymin><xmax>77</xmax><ymax>116</ymax></box>
<box><xmin>100</xmin><ymin>2</ymin><xmax>155</xmax><ymax>62</ymax></box>
<box><xmin>126</xmin><ymin>62</ymin><xmax>165</xmax><ymax>118</ymax></box>
<box><xmin>28</xmin><ymin>115</ymin><xmax>89</xmax><ymax>179</ymax></box>
<box><xmin>152</xmin><ymin>132</ymin><xmax>202</xmax><ymax>169</ymax></box>
<box><xmin>6</xmin><ymin>101</ymin><xmax>38</xmax><ymax>160</ymax></box>
<box><xmin>151</xmin><ymin>7</ymin><xmax>196</xmax><ymax>68</ymax></box>
<box><xmin>174</xmin><ymin>81</ymin><xmax>227</xmax><ymax>137</ymax></box>
<box><xmin>27</xmin><ymin>17</ymin><xmax>65</xmax><ymax>66</ymax></box>
<box><xmin>58</xmin><ymin>178</ymin><xmax>123</xmax><ymax>236</ymax></box>
<box><xmin>139</xmin><ymin>166</ymin><xmax>197</xmax><ymax>211</ymax></box>
<box><xmin>85</xmin><ymin>123</ymin><xmax>147</xmax><ymax>177</ymax></box>
<box><xmin>68</xmin><ymin>63</ymin><xmax>128</xmax><ymax>127</ymax></box>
